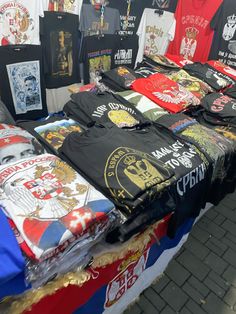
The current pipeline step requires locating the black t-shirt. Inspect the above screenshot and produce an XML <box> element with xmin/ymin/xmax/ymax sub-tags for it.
<box><xmin>225</xmin><ymin>84</ymin><xmax>236</xmax><ymax>99</ymax></box>
<box><xmin>141</xmin><ymin>0</ymin><xmax>178</xmax><ymax>13</ymax></box>
<box><xmin>209</xmin><ymin>0</ymin><xmax>236</xmax><ymax>69</ymax></box>
<box><xmin>112</xmin><ymin>35</ymin><xmax>139</xmax><ymax>70</ymax></box>
<box><xmin>0</xmin><ymin>45</ymin><xmax>48</xmax><ymax>121</ymax></box>
<box><xmin>156</xmin><ymin>113</ymin><xmax>236</xmax><ymax>205</ymax></box>
<box><xmin>40</xmin><ymin>12</ymin><xmax>81</xmax><ymax>89</ymax></box>
<box><xmin>17</xmin><ymin>116</ymin><xmax>84</xmax><ymax>155</ymax></box>
<box><xmin>101</xmin><ymin>66</ymin><xmax>141</xmax><ymax>91</ymax></box>
<box><xmin>201</xmin><ymin>93</ymin><xmax>236</xmax><ymax>126</ymax></box>
<box><xmin>60</xmin><ymin>123</ymin><xmax>209</xmax><ymax>235</ymax></box>
<box><xmin>183</xmin><ymin>63</ymin><xmax>234</xmax><ymax>91</ymax></box>
<box><xmin>64</xmin><ymin>91</ymin><xmax>147</xmax><ymax>127</ymax></box>
<box><xmin>0</xmin><ymin>100</ymin><xmax>15</xmax><ymax>125</ymax></box>
<box><xmin>80</xmin><ymin>34</ymin><xmax>120</xmax><ymax>84</ymax></box>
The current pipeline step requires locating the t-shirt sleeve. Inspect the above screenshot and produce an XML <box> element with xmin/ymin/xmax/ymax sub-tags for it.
<box><xmin>114</xmin><ymin>9</ymin><xmax>121</xmax><ymax>32</ymax></box>
<box><xmin>210</xmin><ymin>2</ymin><xmax>223</xmax><ymax>30</ymax></box>
<box><xmin>79</xmin><ymin>5</ymin><xmax>86</xmax><ymax>32</ymax></box>
<box><xmin>168</xmin><ymin>18</ymin><xmax>176</xmax><ymax>41</ymax></box>
<box><xmin>135</xmin><ymin>10</ymin><xmax>147</xmax><ymax>66</ymax></box>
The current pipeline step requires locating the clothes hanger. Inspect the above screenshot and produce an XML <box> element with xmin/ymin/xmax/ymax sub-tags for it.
<box><xmin>155</xmin><ymin>9</ymin><xmax>164</xmax><ymax>16</ymax></box>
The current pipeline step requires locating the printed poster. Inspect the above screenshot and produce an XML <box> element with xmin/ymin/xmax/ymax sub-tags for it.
<box><xmin>6</xmin><ymin>61</ymin><xmax>42</xmax><ymax>115</ymax></box>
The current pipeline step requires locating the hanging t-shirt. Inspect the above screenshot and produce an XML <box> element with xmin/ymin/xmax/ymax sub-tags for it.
<box><xmin>141</xmin><ymin>0</ymin><xmax>178</xmax><ymax>13</ymax></box>
<box><xmin>79</xmin><ymin>4</ymin><xmax>120</xmax><ymax>36</ymax></box>
<box><xmin>0</xmin><ymin>123</ymin><xmax>46</xmax><ymax>165</ymax></box>
<box><xmin>1</xmin><ymin>153</ymin><xmax>114</xmax><ymax>260</ymax></box>
<box><xmin>0</xmin><ymin>100</ymin><xmax>15</xmax><ymax>125</ymax></box>
<box><xmin>167</xmin><ymin>0</ymin><xmax>223</xmax><ymax>62</ymax></box>
<box><xmin>40</xmin><ymin>12</ymin><xmax>81</xmax><ymax>89</ymax></box>
<box><xmin>207</xmin><ymin>60</ymin><xmax>236</xmax><ymax>81</ymax></box>
<box><xmin>64</xmin><ymin>91</ymin><xmax>146</xmax><ymax>128</ymax></box>
<box><xmin>17</xmin><ymin>116</ymin><xmax>83</xmax><ymax>155</ymax></box>
<box><xmin>136</xmin><ymin>9</ymin><xmax>176</xmax><ymax>65</ymax></box>
<box><xmin>0</xmin><ymin>45</ymin><xmax>48</xmax><ymax>121</ymax></box>
<box><xmin>112</xmin><ymin>35</ymin><xmax>139</xmax><ymax>70</ymax></box>
<box><xmin>168</xmin><ymin>69</ymin><xmax>213</xmax><ymax>99</ymax></box>
<box><xmin>209</xmin><ymin>0</ymin><xmax>236</xmax><ymax>69</ymax></box>
<box><xmin>200</xmin><ymin>93</ymin><xmax>236</xmax><ymax>127</ymax></box>
<box><xmin>0</xmin><ymin>0</ymin><xmax>47</xmax><ymax>46</ymax></box>
<box><xmin>183</xmin><ymin>63</ymin><xmax>234</xmax><ymax>91</ymax></box>
<box><xmin>80</xmin><ymin>34</ymin><xmax>119</xmax><ymax>84</ymax></box>
<box><xmin>47</xmin><ymin>0</ymin><xmax>83</xmax><ymax>16</ymax></box>
<box><xmin>131</xmin><ymin>73</ymin><xmax>200</xmax><ymax>113</ymax></box>
<box><xmin>117</xmin><ymin>90</ymin><xmax>168</xmax><ymax>121</ymax></box>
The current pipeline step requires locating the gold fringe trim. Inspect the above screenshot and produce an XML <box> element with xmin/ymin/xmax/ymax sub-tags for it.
<box><xmin>8</xmin><ymin>219</ymin><xmax>164</xmax><ymax>314</ymax></box>
<box><xmin>9</xmin><ymin>271</ymin><xmax>90</xmax><ymax>314</ymax></box>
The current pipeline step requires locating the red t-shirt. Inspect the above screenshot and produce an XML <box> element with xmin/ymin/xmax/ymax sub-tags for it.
<box><xmin>165</xmin><ymin>53</ymin><xmax>194</xmax><ymax>67</ymax></box>
<box><xmin>207</xmin><ymin>60</ymin><xmax>236</xmax><ymax>81</ymax></box>
<box><xmin>167</xmin><ymin>0</ymin><xmax>222</xmax><ymax>62</ymax></box>
<box><xmin>131</xmin><ymin>73</ymin><xmax>199</xmax><ymax>113</ymax></box>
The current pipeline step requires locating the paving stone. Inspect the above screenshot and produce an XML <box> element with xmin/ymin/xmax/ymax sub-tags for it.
<box><xmin>179</xmin><ymin>308</ymin><xmax>190</xmax><ymax>314</ymax></box>
<box><xmin>152</xmin><ymin>275</ymin><xmax>170</xmax><ymax>294</ymax></box>
<box><xmin>221</xmin><ymin>219</ymin><xmax>236</xmax><ymax>237</ymax></box>
<box><xmin>185</xmin><ymin>299</ymin><xmax>207</xmax><ymax>314</ymax></box>
<box><xmin>202</xmin><ymin>292</ymin><xmax>235</xmax><ymax>314</ymax></box>
<box><xmin>204</xmin><ymin>252</ymin><xmax>228</xmax><ymax>275</ymax></box>
<box><xmin>144</xmin><ymin>288</ymin><xmax>165</xmax><ymax>311</ymax></box>
<box><xmin>161</xmin><ymin>282</ymin><xmax>188</xmax><ymax>312</ymax></box>
<box><xmin>214</xmin><ymin>214</ymin><xmax>226</xmax><ymax>226</ymax></box>
<box><xmin>160</xmin><ymin>305</ymin><xmax>176</xmax><ymax>314</ymax></box>
<box><xmin>165</xmin><ymin>260</ymin><xmax>190</xmax><ymax>286</ymax></box>
<box><xmin>205</xmin><ymin>236</ymin><xmax>228</xmax><ymax>256</ymax></box>
<box><xmin>124</xmin><ymin>303</ymin><xmax>142</xmax><ymax>314</ymax></box>
<box><xmin>188</xmin><ymin>276</ymin><xmax>209</xmax><ymax>297</ymax></box>
<box><xmin>204</xmin><ymin>277</ymin><xmax>225</xmax><ymax>297</ymax></box>
<box><xmin>184</xmin><ymin>235</ymin><xmax>210</xmax><ymax>260</ymax></box>
<box><xmin>226</xmin><ymin>232</ymin><xmax>236</xmax><ymax>245</ymax></box>
<box><xmin>208</xmin><ymin>271</ymin><xmax>230</xmax><ymax>291</ymax></box>
<box><xmin>222</xmin><ymin>236</ymin><xmax>236</xmax><ymax>252</ymax></box>
<box><xmin>182</xmin><ymin>282</ymin><xmax>205</xmax><ymax>305</ymax></box>
<box><xmin>223</xmin><ymin>248</ymin><xmax>236</xmax><ymax>267</ymax></box>
<box><xmin>177</xmin><ymin>250</ymin><xmax>210</xmax><ymax>281</ymax></box>
<box><xmin>214</xmin><ymin>205</ymin><xmax>236</xmax><ymax>222</ymax></box>
<box><xmin>205</xmin><ymin>208</ymin><xmax>218</xmax><ymax>220</ymax></box>
<box><xmin>138</xmin><ymin>295</ymin><xmax>159</xmax><ymax>314</ymax></box>
<box><xmin>224</xmin><ymin>287</ymin><xmax>236</xmax><ymax>307</ymax></box>
<box><xmin>190</xmin><ymin>225</ymin><xmax>211</xmax><ymax>244</ymax></box>
<box><xmin>223</xmin><ymin>266</ymin><xmax>236</xmax><ymax>288</ymax></box>
<box><xmin>221</xmin><ymin>196</ymin><xmax>236</xmax><ymax>210</ymax></box>
<box><xmin>197</xmin><ymin>216</ymin><xmax>226</xmax><ymax>240</ymax></box>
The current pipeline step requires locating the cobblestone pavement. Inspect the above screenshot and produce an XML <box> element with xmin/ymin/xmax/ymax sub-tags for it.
<box><xmin>124</xmin><ymin>191</ymin><xmax>236</xmax><ymax>314</ymax></box>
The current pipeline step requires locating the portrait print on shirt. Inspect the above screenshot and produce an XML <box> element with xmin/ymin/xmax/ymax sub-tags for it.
<box><xmin>51</xmin><ymin>30</ymin><xmax>73</xmax><ymax>78</ymax></box>
<box><xmin>6</xmin><ymin>61</ymin><xmax>42</xmax><ymax>115</ymax></box>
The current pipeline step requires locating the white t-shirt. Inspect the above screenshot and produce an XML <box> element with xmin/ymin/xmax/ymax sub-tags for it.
<box><xmin>47</xmin><ymin>0</ymin><xmax>83</xmax><ymax>17</ymax></box>
<box><xmin>0</xmin><ymin>0</ymin><xmax>47</xmax><ymax>45</ymax></box>
<box><xmin>136</xmin><ymin>9</ymin><xmax>176</xmax><ymax>65</ymax></box>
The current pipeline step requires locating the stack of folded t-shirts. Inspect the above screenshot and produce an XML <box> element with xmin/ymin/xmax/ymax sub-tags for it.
<box><xmin>60</xmin><ymin>120</ymin><xmax>212</xmax><ymax>241</ymax></box>
<box><xmin>0</xmin><ymin>123</ymin><xmax>115</xmax><ymax>288</ymax></box>
<box><xmin>131</xmin><ymin>72</ymin><xmax>200</xmax><ymax>113</ymax></box>
<box><xmin>99</xmin><ymin>66</ymin><xmax>141</xmax><ymax>92</ymax></box>
<box><xmin>156</xmin><ymin>113</ymin><xmax>236</xmax><ymax>205</ymax></box>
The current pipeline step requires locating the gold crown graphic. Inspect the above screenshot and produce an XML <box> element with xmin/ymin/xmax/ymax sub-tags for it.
<box><xmin>186</xmin><ymin>27</ymin><xmax>199</xmax><ymax>38</ymax></box>
<box><xmin>227</xmin><ymin>14</ymin><xmax>236</xmax><ymax>24</ymax></box>
<box><xmin>123</xmin><ymin>155</ymin><xmax>137</xmax><ymax>166</ymax></box>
